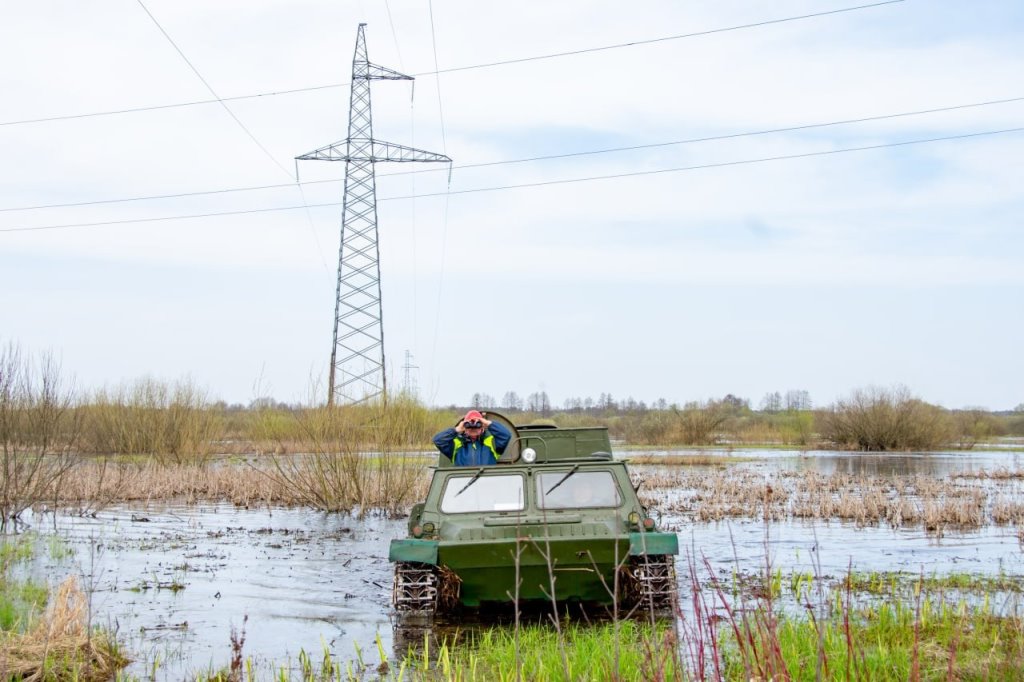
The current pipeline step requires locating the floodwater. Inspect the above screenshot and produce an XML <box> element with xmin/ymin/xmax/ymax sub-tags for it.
<box><xmin>15</xmin><ymin>448</ymin><xmax>1024</xmax><ymax>679</ymax></box>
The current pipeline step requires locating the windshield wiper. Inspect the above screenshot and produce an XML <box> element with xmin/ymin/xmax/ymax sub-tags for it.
<box><xmin>545</xmin><ymin>464</ymin><xmax>580</xmax><ymax>495</ymax></box>
<box><xmin>455</xmin><ymin>467</ymin><xmax>487</xmax><ymax>497</ymax></box>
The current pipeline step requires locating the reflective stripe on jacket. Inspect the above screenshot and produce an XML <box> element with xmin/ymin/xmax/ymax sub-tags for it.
<box><xmin>433</xmin><ymin>421</ymin><xmax>512</xmax><ymax>466</ymax></box>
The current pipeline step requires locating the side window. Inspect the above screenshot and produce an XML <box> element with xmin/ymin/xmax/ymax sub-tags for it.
<box><xmin>440</xmin><ymin>474</ymin><xmax>525</xmax><ymax>513</ymax></box>
<box><xmin>537</xmin><ymin>470</ymin><xmax>621</xmax><ymax>510</ymax></box>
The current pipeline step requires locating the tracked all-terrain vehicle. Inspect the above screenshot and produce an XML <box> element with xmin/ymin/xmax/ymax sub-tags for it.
<box><xmin>389</xmin><ymin>414</ymin><xmax>678</xmax><ymax>614</ymax></box>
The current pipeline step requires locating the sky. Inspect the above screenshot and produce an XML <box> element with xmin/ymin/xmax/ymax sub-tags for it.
<box><xmin>1</xmin><ymin>0</ymin><xmax>1022</xmax><ymax>411</ymax></box>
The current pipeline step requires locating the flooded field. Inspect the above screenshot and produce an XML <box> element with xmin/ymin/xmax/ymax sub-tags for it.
<box><xmin>14</xmin><ymin>448</ymin><xmax>1024</xmax><ymax>679</ymax></box>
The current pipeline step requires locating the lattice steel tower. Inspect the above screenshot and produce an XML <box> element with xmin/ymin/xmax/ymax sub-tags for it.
<box><xmin>297</xmin><ymin>24</ymin><xmax>450</xmax><ymax>406</ymax></box>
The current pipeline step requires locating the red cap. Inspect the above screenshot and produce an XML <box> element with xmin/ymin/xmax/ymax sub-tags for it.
<box><xmin>464</xmin><ymin>410</ymin><xmax>484</xmax><ymax>422</ymax></box>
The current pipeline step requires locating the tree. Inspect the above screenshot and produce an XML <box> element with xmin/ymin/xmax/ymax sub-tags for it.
<box><xmin>721</xmin><ymin>394</ymin><xmax>749</xmax><ymax>411</ymax></box>
<box><xmin>526</xmin><ymin>391</ymin><xmax>551</xmax><ymax>415</ymax></box>
<box><xmin>760</xmin><ymin>391</ymin><xmax>782</xmax><ymax>413</ymax></box>
<box><xmin>470</xmin><ymin>392</ymin><xmax>496</xmax><ymax>409</ymax></box>
<box><xmin>501</xmin><ymin>391</ymin><xmax>523</xmax><ymax>412</ymax></box>
<box><xmin>784</xmin><ymin>389</ymin><xmax>812</xmax><ymax>411</ymax></box>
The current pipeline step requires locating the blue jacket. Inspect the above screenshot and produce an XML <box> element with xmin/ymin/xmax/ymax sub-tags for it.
<box><xmin>433</xmin><ymin>421</ymin><xmax>512</xmax><ymax>466</ymax></box>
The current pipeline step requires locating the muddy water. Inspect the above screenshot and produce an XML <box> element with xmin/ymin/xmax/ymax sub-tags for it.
<box><xmin>25</xmin><ymin>505</ymin><xmax>399</xmax><ymax>679</ymax></box>
<box><xmin>21</xmin><ymin>449</ymin><xmax>1024</xmax><ymax>679</ymax></box>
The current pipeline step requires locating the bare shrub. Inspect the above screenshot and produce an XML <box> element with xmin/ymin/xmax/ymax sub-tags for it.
<box><xmin>257</xmin><ymin>396</ymin><xmax>432</xmax><ymax>516</ymax></box>
<box><xmin>671</xmin><ymin>401</ymin><xmax>729</xmax><ymax>445</ymax></box>
<box><xmin>0</xmin><ymin>342</ymin><xmax>78</xmax><ymax>531</ymax></box>
<box><xmin>77</xmin><ymin>377</ymin><xmax>223</xmax><ymax>464</ymax></box>
<box><xmin>819</xmin><ymin>385</ymin><xmax>953</xmax><ymax>451</ymax></box>
<box><xmin>950</xmin><ymin>408</ymin><xmax>998</xmax><ymax>450</ymax></box>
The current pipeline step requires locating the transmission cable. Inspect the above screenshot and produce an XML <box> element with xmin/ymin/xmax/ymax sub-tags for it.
<box><xmin>3</xmin><ymin>126</ymin><xmax>1019</xmax><ymax>234</ymax></box>
<box><xmin>135</xmin><ymin>0</ymin><xmax>330</xmax><ymax>272</ymax></box>
<box><xmin>0</xmin><ymin>0</ymin><xmax>904</xmax><ymax>129</ymax></box>
<box><xmin>3</xmin><ymin>94</ymin><xmax>1020</xmax><ymax>214</ymax></box>
<box><xmin>427</xmin><ymin>0</ymin><xmax>454</xmax><ymax>391</ymax></box>
<box><xmin>135</xmin><ymin>0</ymin><xmax>291</xmax><ymax>179</ymax></box>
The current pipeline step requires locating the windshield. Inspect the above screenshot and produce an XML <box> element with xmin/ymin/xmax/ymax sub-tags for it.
<box><xmin>537</xmin><ymin>470</ymin><xmax>621</xmax><ymax>510</ymax></box>
<box><xmin>440</xmin><ymin>474</ymin><xmax>525</xmax><ymax>513</ymax></box>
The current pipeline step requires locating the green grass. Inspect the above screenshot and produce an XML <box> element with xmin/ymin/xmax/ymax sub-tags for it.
<box><xmin>1</xmin><ymin>536</ymin><xmax>34</xmax><ymax>568</ymax></box>
<box><xmin>0</xmin><ymin>580</ymin><xmax>49</xmax><ymax>629</ymax></box>
<box><xmin>839</xmin><ymin>570</ymin><xmax>1024</xmax><ymax>595</ymax></box>
<box><xmin>139</xmin><ymin>566</ymin><xmax>1024</xmax><ymax>682</ymax></box>
<box><xmin>418</xmin><ymin>621</ymin><xmax>680</xmax><ymax>682</ymax></box>
<box><xmin>1</xmin><ymin>534</ymin><xmax>46</xmax><ymax>632</ymax></box>
<box><xmin>722</xmin><ymin>597</ymin><xmax>1024</xmax><ymax>681</ymax></box>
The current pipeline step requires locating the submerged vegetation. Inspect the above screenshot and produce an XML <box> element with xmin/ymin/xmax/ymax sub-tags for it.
<box><xmin>637</xmin><ymin>466</ymin><xmax>1024</xmax><ymax>535</ymax></box>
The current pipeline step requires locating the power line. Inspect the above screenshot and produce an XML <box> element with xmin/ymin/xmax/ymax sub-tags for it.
<box><xmin>418</xmin><ymin>1</ymin><xmax>905</xmax><ymax>76</ymax></box>
<box><xmin>2</xmin><ymin>94</ymin><xmax>1021</xmax><ymax>214</ymax></box>
<box><xmin>3</xmin><ymin>125</ymin><xmax>1019</xmax><ymax>234</ymax></box>
<box><xmin>0</xmin><ymin>0</ymin><xmax>903</xmax><ymax>129</ymax></box>
<box><xmin>135</xmin><ymin>0</ymin><xmax>293</xmax><ymax>179</ymax></box>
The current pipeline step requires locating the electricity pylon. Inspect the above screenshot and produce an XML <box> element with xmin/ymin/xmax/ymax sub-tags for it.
<box><xmin>297</xmin><ymin>23</ymin><xmax>450</xmax><ymax>406</ymax></box>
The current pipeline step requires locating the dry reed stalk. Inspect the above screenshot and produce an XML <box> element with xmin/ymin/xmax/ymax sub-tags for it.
<box><xmin>991</xmin><ymin>496</ymin><xmax>1024</xmax><ymax>525</ymax></box>
<box><xmin>0</xmin><ymin>577</ymin><xmax>126</xmax><ymax>681</ymax></box>
<box><xmin>634</xmin><ymin>465</ymin><xmax>1021</xmax><ymax>534</ymax></box>
<box><xmin>47</xmin><ymin>457</ymin><xmax>431</xmax><ymax>511</ymax></box>
<box><xmin>630</xmin><ymin>453</ymin><xmax>746</xmax><ymax>466</ymax></box>
<box><xmin>952</xmin><ymin>468</ymin><xmax>1024</xmax><ymax>480</ymax></box>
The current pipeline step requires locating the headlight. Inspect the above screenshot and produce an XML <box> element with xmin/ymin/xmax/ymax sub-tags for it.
<box><xmin>422</xmin><ymin>521</ymin><xmax>436</xmax><ymax>534</ymax></box>
<box><xmin>522</xmin><ymin>447</ymin><xmax>537</xmax><ymax>463</ymax></box>
<box><xmin>628</xmin><ymin>511</ymin><xmax>641</xmax><ymax>526</ymax></box>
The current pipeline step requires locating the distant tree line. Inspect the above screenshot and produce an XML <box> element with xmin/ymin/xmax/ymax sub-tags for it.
<box><xmin>467</xmin><ymin>389</ymin><xmax>813</xmax><ymax>417</ymax></box>
<box><xmin>458</xmin><ymin>386</ymin><xmax>1024</xmax><ymax>451</ymax></box>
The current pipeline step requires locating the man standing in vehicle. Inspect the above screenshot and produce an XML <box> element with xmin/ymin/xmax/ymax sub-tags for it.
<box><xmin>433</xmin><ymin>410</ymin><xmax>511</xmax><ymax>466</ymax></box>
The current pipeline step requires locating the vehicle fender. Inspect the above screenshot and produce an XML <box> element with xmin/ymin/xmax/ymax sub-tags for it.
<box><xmin>389</xmin><ymin>539</ymin><xmax>439</xmax><ymax>565</ymax></box>
<box><xmin>628</xmin><ymin>532</ymin><xmax>679</xmax><ymax>557</ymax></box>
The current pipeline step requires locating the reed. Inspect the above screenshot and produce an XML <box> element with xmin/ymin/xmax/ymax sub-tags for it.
<box><xmin>0</xmin><ymin>577</ymin><xmax>127</xmax><ymax>681</ymax></box>
<box><xmin>41</xmin><ymin>457</ymin><xmax>429</xmax><ymax>510</ymax></box>
<box><xmin>628</xmin><ymin>453</ymin><xmax>757</xmax><ymax>466</ymax></box>
<box><xmin>2</xmin><ymin>534</ymin><xmax>127</xmax><ymax>681</ymax></box>
<box><xmin>632</xmin><ymin>467</ymin><xmax>1023</xmax><ymax>534</ymax></box>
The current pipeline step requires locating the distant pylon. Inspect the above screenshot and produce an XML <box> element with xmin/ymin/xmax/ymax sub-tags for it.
<box><xmin>401</xmin><ymin>349</ymin><xmax>419</xmax><ymax>398</ymax></box>
<box><xmin>297</xmin><ymin>23</ymin><xmax>450</xmax><ymax>406</ymax></box>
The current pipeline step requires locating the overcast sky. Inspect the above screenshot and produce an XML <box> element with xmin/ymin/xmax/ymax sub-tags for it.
<box><xmin>2</xmin><ymin>0</ymin><xmax>1022</xmax><ymax>411</ymax></box>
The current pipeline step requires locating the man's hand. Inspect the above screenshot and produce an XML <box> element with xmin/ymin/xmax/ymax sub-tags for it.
<box><xmin>455</xmin><ymin>418</ymin><xmax>466</xmax><ymax>434</ymax></box>
<box><xmin>481</xmin><ymin>415</ymin><xmax>492</xmax><ymax>427</ymax></box>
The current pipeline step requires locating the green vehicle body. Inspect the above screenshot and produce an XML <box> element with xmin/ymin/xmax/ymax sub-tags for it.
<box><xmin>389</xmin><ymin>416</ymin><xmax>678</xmax><ymax>612</ymax></box>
